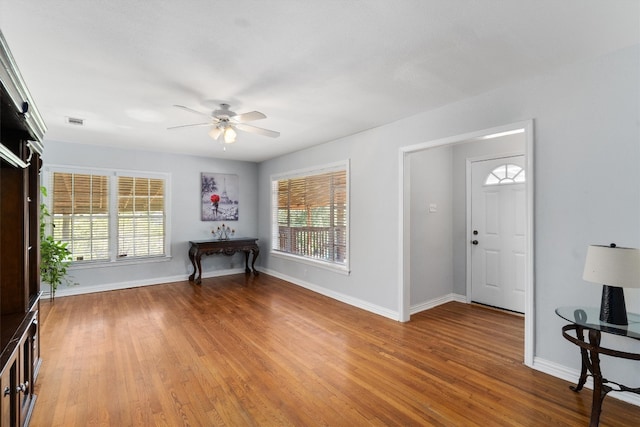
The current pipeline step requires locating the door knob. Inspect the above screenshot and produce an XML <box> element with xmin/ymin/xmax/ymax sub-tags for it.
<box><xmin>472</xmin><ymin>240</ymin><xmax>479</xmax><ymax>245</ymax></box>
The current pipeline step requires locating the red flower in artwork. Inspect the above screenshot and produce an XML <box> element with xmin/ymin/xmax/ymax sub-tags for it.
<box><xmin>210</xmin><ymin>194</ymin><xmax>220</xmax><ymax>204</ymax></box>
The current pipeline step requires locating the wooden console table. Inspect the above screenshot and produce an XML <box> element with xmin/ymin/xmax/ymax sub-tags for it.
<box><xmin>556</xmin><ymin>306</ymin><xmax>640</xmax><ymax>427</ymax></box>
<box><xmin>188</xmin><ymin>238</ymin><xmax>259</xmax><ymax>284</ymax></box>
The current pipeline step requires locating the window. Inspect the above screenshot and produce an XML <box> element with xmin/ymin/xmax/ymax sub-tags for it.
<box><xmin>46</xmin><ymin>167</ymin><xmax>170</xmax><ymax>264</ymax></box>
<box><xmin>117</xmin><ymin>176</ymin><xmax>165</xmax><ymax>258</ymax></box>
<box><xmin>51</xmin><ymin>172</ymin><xmax>110</xmax><ymax>261</ymax></box>
<box><xmin>484</xmin><ymin>164</ymin><xmax>525</xmax><ymax>186</ymax></box>
<box><xmin>271</xmin><ymin>162</ymin><xmax>349</xmax><ymax>271</ymax></box>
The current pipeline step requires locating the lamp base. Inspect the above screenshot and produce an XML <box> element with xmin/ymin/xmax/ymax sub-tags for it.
<box><xmin>599</xmin><ymin>285</ymin><xmax>628</xmax><ymax>325</ymax></box>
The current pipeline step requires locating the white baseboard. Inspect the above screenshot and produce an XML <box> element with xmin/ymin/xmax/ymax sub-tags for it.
<box><xmin>533</xmin><ymin>357</ymin><xmax>640</xmax><ymax>407</ymax></box>
<box><xmin>409</xmin><ymin>293</ymin><xmax>467</xmax><ymax>315</ymax></box>
<box><xmin>259</xmin><ymin>267</ymin><xmax>401</xmax><ymax>321</ymax></box>
<box><xmin>42</xmin><ymin>268</ymin><xmax>246</xmax><ymax>298</ymax></box>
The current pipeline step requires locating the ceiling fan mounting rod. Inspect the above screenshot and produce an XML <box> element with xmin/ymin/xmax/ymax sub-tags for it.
<box><xmin>214</xmin><ymin>103</ymin><xmax>235</xmax><ymax>119</ymax></box>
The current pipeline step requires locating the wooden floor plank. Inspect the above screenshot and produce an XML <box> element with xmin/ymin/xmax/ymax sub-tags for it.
<box><xmin>31</xmin><ymin>274</ymin><xmax>639</xmax><ymax>426</ymax></box>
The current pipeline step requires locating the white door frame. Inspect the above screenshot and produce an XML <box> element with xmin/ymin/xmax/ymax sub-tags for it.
<box><xmin>398</xmin><ymin>119</ymin><xmax>535</xmax><ymax>367</ymax></box>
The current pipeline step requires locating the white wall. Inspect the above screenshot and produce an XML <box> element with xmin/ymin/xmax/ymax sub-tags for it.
<box><xmin>409</xmin><ymin>145</ymin><xmax>453</xmax><ymax>308</ymax></box>
<box><xmin>43</xmin><ymin>140</ymin><xmax>259</xmax><ymax>295</ymax></box>
<box><xmin>257</xmin><ymin>44</ymin><xmax>640</xmax><ymax>391</ymax></box>
<box><xmin>257</xmin><ymin>131</ymin><xmax>403</xmax><ymax>319</ymax></box>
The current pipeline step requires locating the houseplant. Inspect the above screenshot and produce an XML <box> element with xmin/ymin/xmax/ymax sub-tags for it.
<box><xmin>40</xmin><ymin>186</ymin><xmax>72</xmax><ymax>300</ymax></box>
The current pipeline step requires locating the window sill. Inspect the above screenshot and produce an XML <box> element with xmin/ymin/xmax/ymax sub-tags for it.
<box><xmin>270</xmin><ymin>251</ymin><xmax>350</xmax><ymax>275</ymax></box>
<box><xmin>69</xmin><ymin>255</ymin><xmax>172</xmax><ymax>270</ymax></box>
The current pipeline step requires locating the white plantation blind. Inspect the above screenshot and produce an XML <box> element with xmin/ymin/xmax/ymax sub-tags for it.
<box><xmin>52</xmin><ymin>172</ymin><xmax>110</xmax><ymax>261</ymax></box>
<box><xmin>117</xmin><ymin>177</ymin><xmax>165</xmax><ymax>258</ymax></box>
<box><xmin>47</xmin><ymin>167</ymin><xmax>169</xmax><ymax>263</ymax></box>
<box><xmin>272</xmin><ymin>163</ymin><xmax>348</xmax><ymax>270</ymax></box>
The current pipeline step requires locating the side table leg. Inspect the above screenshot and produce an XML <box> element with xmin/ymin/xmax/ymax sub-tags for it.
<box><xmin>588</xmin><ymin>329</ymin><xmax>605</xmax><ymax>427</ymax></box>
<box><xmin>570</xmin><ymin>326</ymin><xmax>589</xmax><ymax>392</ymax></box>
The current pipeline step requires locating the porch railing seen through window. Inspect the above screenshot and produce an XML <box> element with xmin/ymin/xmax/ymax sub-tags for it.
<box><xmin>271</xmin><ymin>165</ymin><xmax>348</xmax><ymax>269</ymax></box>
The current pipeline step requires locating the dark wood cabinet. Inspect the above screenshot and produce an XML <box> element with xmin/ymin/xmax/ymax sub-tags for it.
<box><xmin>0</xmin><ymin>28</ymin><xmax>46</xmax><ymax>427</ymax></box>
<box><xmin>0</xmin><ymin>357</ymin><xmax>13</xmax><ymax>427</ymax></box>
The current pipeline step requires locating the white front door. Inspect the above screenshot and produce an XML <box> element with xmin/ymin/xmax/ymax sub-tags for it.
<box><xmin>470</xmin><ymin>156</ymin><xmax>526</xmax><ymax>313</ymax></box>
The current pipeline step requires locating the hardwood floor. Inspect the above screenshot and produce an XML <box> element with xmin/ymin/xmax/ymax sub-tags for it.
<box><xmin>31</xmin><ymin>274</ymin><xmax>639</xmax><ymax>426</ymax></box>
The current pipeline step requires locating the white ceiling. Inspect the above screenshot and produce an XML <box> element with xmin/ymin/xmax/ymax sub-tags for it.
<box><xmin>0</xmin><ymin>1</ymin><xmax>638</xmax><ymax>162</ymax></box>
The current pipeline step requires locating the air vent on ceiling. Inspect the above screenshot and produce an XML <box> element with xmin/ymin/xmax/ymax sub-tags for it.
<box><xmin>66</xmin><ymin>116</ymin><xmax>84</xmax><ymax>126</ymax></box>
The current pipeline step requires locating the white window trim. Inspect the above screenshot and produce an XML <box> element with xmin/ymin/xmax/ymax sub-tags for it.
<box><xmin>270</xmin><ymin>160</ymin><xmax>350</xmax><ymax>274</ymax></box>
<box><xmin>270</xmin><ymin>251</ymin><xmax>350</xmax><ymax>275</ymax></box>
<box><xmin>42</xmin><ymin>164</ymin><xmax>172</xmax><ymax>266</ymax></box>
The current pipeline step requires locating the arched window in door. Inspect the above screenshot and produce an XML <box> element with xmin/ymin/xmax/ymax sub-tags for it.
<box><xmin>484</xmin><ymin>164</ymin><xmax>525</xmax><ymax>185</ymax></box>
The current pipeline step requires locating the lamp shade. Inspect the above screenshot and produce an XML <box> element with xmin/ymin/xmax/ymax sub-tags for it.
<box><xmin>583</xmin><ymin>245</ymin><xmax>640</xmax><ymax>288</ymax></box>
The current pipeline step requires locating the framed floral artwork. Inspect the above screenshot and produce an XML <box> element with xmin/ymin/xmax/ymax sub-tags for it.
<box><xmin>201</xmin><ymin>173</ymin><xmax>239</xmax><ymax>221</ymax></box>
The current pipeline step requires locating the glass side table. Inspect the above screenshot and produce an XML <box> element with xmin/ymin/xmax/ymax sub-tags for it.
<box><xmin>555</xmin><ymin>307</ymin><xmax>640</xmax><ymax>427</ymax></box>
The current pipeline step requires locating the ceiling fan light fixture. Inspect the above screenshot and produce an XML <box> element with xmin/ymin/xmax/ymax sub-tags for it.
<box><xmin>208</xmin><ymin>126</ymin><xmax>222</xmax><ymax>140</ymax></box>
<box><xmin>223</xmin><ymin>126</ymin><xmax>237</xmax><ymax>144</ymax></box>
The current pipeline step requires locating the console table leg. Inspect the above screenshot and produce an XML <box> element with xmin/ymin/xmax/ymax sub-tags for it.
<box><xmin>195</xmin><ymin>254</ymin><xmax>203</xmax><ymax>285</ymax></box>
<box><xmin>188</xmin><ymin>247</ymin><xmax>197</xmax><ymax>282</ymax></box>
<box><xmin>244</xmin><ymin>251</ymin><xmax>251</xmax><ymax>274</ymax></box>
<box><xmin>251</xmin><ymin>248</ymin><xmax>259</xmax><ymax>275</ymax></box>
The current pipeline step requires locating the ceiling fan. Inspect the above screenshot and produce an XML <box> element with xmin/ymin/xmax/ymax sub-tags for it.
<box><xmin>168</xmin><ymin>103</ymin><xmax>280</xmax><ymax>144</ymax></box>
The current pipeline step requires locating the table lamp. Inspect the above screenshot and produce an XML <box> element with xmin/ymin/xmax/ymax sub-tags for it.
<box><xmin>582</xmin><ymin>244</ymin><xmax>640</xmax><ymax>325</ymax></box>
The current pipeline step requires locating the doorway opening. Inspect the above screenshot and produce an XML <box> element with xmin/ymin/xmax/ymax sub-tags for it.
<box><xmin>469</xmin><ymin>155</ymin><xmax>526</xmax><ymax>314</ymax></box>
<box><xmin>399</xmin><ymin>120</ymin><xmax>534</xmax><ymax>367</ymax></box>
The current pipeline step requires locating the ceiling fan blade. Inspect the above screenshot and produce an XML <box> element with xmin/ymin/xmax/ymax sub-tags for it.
<box><xmin>167</xmin><ymin>122</ymin><xmax>211</xmax><ymax>130</ymax></box>
<box><xmin>232</xmin><ymin>111</ymin><xmax>266</xmax><ymax>123</ymax></box>
<box><xmin>173</xmin><ymin>104</ymin><xmax>211</xmax><ymax>117</ymax></box>
<box><xmin>235</xmin><ymin>123</ymin><xmax>280</xmax><ymax>138</ymax></box>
